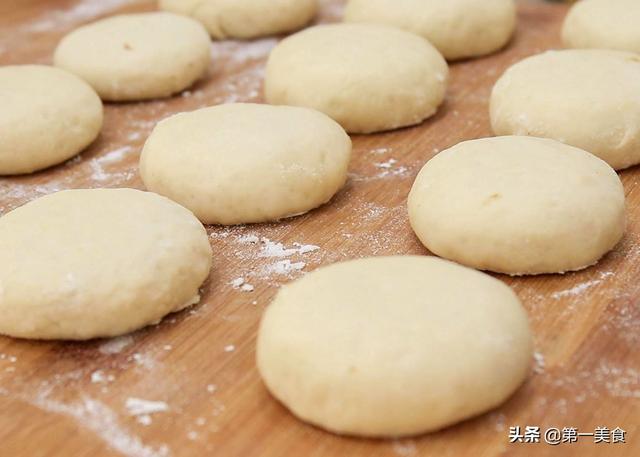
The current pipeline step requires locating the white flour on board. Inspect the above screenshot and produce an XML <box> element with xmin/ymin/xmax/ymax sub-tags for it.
<box><xmin>392</xmin><ymin>439</ymin><xmax>417</xmax><ymax>456</ymax></box>
<box><xmin>23</xmin><ymin>0</ymin><xmax>133</xmax><ymax>33</ymax></box>
<box><xmin>258</xmin><ymin>238</ymin><xmax>319</xmax><ymax>258</ymax></box>
<box><xmin>90</xmin><ymin>370</ymin><xmax>115</xmax><ymax>384</ymax></box>
<box><xmin>551</xmin><ymin>271</ymin><xmax>614</xmax><ymax>299</ymax></box>
<box><xmin>210</xmin><ymin>230</ymin><xmax>323</xmax><ymax>282</ymax></box>
<box><xmin>99</xmin><ymin>335</ymin><xmax>135</xmax><ymax>355</ymax></box>
<box><xmin>211</xmin><ymin>38</ymin><xmax>277</xmax><ymax>66</ymax></box>
<box><xmin>29</xmin><ymin>389</ymin><xmax>170</xmax><ymax>457</ymax></box>
<box><xmin>229</xmin><ymin>277</ymin><xmax>254</xmax><ymax>292</ymax></box>
<box><xmin>125</xmin><ymin>397</ymin><xmax>169</xmax><ymax>416</ymax></box>
<box><xmin>96</xmin><ymin>146</ymin><xmax>134</xmax><ymax>165</ymax></box>
<box><xmin>533</xmin><ymin>351</ymin><xmax>546</xmax><ymax>374</ymax></box>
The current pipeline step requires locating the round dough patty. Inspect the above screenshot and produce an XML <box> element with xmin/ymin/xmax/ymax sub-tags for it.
<box><xmin>0</xmin><ymin>65</ymin><xmax>102</xmax><ymax>175</ymax></box>
<box><xmin>490</xmin><ymin>49</ymin><xmax>640</xmax><ymax>170</ymax></box>
<box><xmin>264</xmin><ymin>23</ymin><xmax>448</xmax><ymax>134</ymax></box>
<box><xmin>159</xmin><ymin>0</ymin><xmax>317</xmax><ymax>39</ymax></box>
<box><xmin>344</xmin><ymin>0</ymin><xmax>516</xmax><ymax>60</ymax></box>
<box><xmin>408</xmin><ymin>136</ymin><xmax>626</xmax><ymax>275</ymax></box>
<box><xmin>0</xmin><ymin>189</ymin><xmax>212</xmax><ymax>340</ymax></box>
<box><xmin>257</xmin><ymin>256</ymin><xmax>532</xmax><ymax>437</ymax></box>
<box><xmin>140</xmin><ymin>103</ymin><xmax>352</xmax><ymax>225</ymax></box>
<box><xmin>54</xmin><ymin>12</ymin><xmax>211</xmax><ymax>101</ymax></box>
<box><xmin>563</xmin><ymin>0</ymin><xmax>640</xmax><ymax>54</ymax></box>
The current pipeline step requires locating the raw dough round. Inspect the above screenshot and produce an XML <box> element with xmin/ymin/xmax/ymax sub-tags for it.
<box><xmin>257</xmin><ymin>255</ymin><xmax>532</xmax><ymax>437</ymax></box>
<box><xmin>140</xmin><ymin>103</ymin><xmax>351</xmax><ymax>225</ymax></box>
<box><xmin>0</xmin><ymin>189</ymin><xmax>212</xmax><ymax>340</ymax></box>
<box><xmin>344</xmin><ymin>0</ymin><xmax>516</xmax><ymax>60</ymax></box>
<box><xmin>490</xmin><ymin>49</ymin><xmax>640</xmax><ymax>170</ymax></box>
<box><xmin>0</xmin><ymin>65</ymin><xmax>102</xmax><ymax>175</ymax></box>
<box><xmin>159</xmin><ymin>0</ymin><xmax>317</xmax><ymax>39</ymax></box>
<box><xmin>563</xmin><ymin>0</ymin><xmax>640</xmax><ymax>54</ymax></box>
<box><xmin>264</xmin><ymin>23</ymin><xmax>448</xmax><ymax>134</ymax></box>
<box><xmin>408</xmin><ymin>136</ymin><xmax>626</xmax><ymax>275</ymax></box>
<box><xmin>54</xmin><ymin>12</ymin><xmax>211</xmax><ymax>101</ymax></box>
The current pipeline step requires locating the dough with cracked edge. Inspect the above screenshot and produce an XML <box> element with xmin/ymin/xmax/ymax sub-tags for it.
<box><xmin>490</xmin><ymin>49</ymin><xmax>640</xmax><ymax>170</ymax></box>
<box><xmin>264</xmin><ymin>23</ymin><xmax>448</xmax><ymax>134</ymax></box>
<box><xmin>54</xmin><ymin>12</ymin><xmax>210</xmax><ymax>101</ymax></box>
<box><xmin>0</xmin><ymin>65</ymin><xmax>102</xmax><ymax>175</ymax></box>
<box><xmin>257</xmin><ymin>255</ymin><xmax>532</xmax><ymax>437</ymax></box>
<box><xmin>159</xmin><ymin>0</ymin><xmax>317</xmax><ymax>39</ymax></box>
<box><xmin>563</xmin><ymin>0</ymin><xmax>640</xmax><ymax>54</ymax></box>
<box><xmin>408</xmin><ymin>136</ymin><xmax>626</xmax><ymax>275</ymax></box>
<box><xmin>0</xmin><ymin>189</ymin><xmax>212</xmax><ymax>340</ymax></box>
<box><xmin>140</xmin><ymin>103</ymin><xmax>351</xmax><ymax>225</ymax></box>
<box><xmin>344</xmin><ymin>0</ymin><xmax>516</xmax><ymax>61</ymax></box>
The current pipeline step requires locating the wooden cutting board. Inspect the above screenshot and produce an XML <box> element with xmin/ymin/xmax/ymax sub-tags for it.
<box><xmin>0</xmin><ymin>1</ymin><xmax>638</xmax><ymax>456</ymax></box>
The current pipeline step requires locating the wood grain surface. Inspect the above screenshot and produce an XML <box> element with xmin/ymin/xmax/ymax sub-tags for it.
<box><xmin>0</xmin><ymin>1</ymin><xmax>638</xmax><ymax>456</ymax></box>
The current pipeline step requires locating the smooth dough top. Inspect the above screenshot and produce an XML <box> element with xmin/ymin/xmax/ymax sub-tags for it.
<box><xmin>563</xmin><ymin>0</ymin><xmax>640</xmax><ymax>54</ymax></box>
<box><xmin>408</xmin><ymin>136</ymin><xmax>626</xmax><ymax>275</ymax></box>
<box><xmin>140</xmin><ymin>103</ymin><xmax>352</xmax><ymax>225</ymax></box>
<box><xmin>490</xmin><ymin>49</ymin><xmax>640</xmax><ymax>170</ymax></box>
<box><xmin>344</xmin><ymin>0</ymin><xmax>516</xmax><ymax>60</ymax></box>
<box><xmin>0</xmin><ymin>189</ymin><xmax>212</xmax><ymax>340</ymax></box>
<box><xmin>264</xmin><ymin>23</ymin><xmax>448</xmax><ymax>134</ymax></box>
<box><xmin>0</xmin><ymin>65</ymin><xmax>103</xmax><ymax>175</ymax></box>
<box><xmin>54</xmin><ymin>12</ymin><xmax>211</xmax><ymax>101</ymax></box>
<box><xmin>159</xmin><ymin>0</ymin><xmax>317</xmax><ymax>39</ymax></box>
<box><xmin>257</xmin><ymin>255</ymin><xmax>532</xmax><ymax>437</ymax></box>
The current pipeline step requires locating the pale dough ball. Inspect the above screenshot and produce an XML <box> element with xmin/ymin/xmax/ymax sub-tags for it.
<box><xmin>563</xmin><ymin>0</ymin><xmax>640</xmax><ymax>54</ymax></box>
<box><xmin>0</xmin><ymin>189</ymin><xmax>212</xmax><ymax>340</ymax></box>
<box><xmin>257</xmin><ymin>256</ymin><xmax>532</xmax><ymax>437</ymax></box>
<box><xmin>408</xmin><ymin>136</ymin><xmax>626</xmax><ymax>275</ymax></box>
<box><xmin>54</xmin><ymin>12</ymin><xmax>211</xmax><ymax>101</ymax></box>
<box><xmin>159</xmin><ymin>0</ymin><xmax>317</xmax><ymax>40</ymax></box>
<box><xmin>140</xmin><ymin>103</ymin><xmax>351</xmax><ymax>225</ymax></box>
<box><xmin>264</xmin><ymin>24</ymin><xmax>448</xmax><ymax>134</ymax></box>
<box><xmin>491</xmin><ymin>50</ymin><xmax>640</xmax><ymax>170</ymax></box>
<box><xmin>0</xmin><ymin>65</ymin><xmax>102</xmax><ymax>175</ymax></box>
<box><xmin>344</xmin><ymin>0</ymin><xmax>516</xmax><ymax>60</ymax></box>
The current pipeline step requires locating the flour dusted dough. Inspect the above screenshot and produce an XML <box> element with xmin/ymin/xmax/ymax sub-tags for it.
<box><xmin>0</xmin><ymin>65</ymin><xmax>102</xmax><ymax>175</ymax></box>
<box><xmin>408</xmin><ymin>137</ymin><xmax>625</xmax><ymax>275</ymax></box>
<box><xmin>54</xmin><ymin>12</ymin><xmax>210</xmax><ymax>101</ymax></box>
<box><xmin>257</xmin><ymin>256</ymin><xmax>532</xmax><ymax>437</ymax></box>
<box><xmin>0</xmin><ymin>189</ymin><xmax>212</xmax><ymax>340</ymax></box>
<box><xmin>140</xmin><ymin>103</ymin><xmax>351</xmax><ymax>225</ymax></box>
<box><xmin>563</xmin><ymin>0</ymin><xmax>640</xmax><ymax>54</ymax></box>
<box><xmin>264</xmin><ymin>24</ymin><xmax>448</xmax><ymax>134</ymax></box>
<box><xmin>344</xmin><ymin>0</ymin><xmax>516</xmax><ymax>60</ymax></box>
<box><xmin>159</xmin><ymin>0</ymin><xmax>317</xmax><ymax>39</ymax></box>
<box><xmin>490</xmin><ymin>49</ymin><xmax>640</xmax><ymax>170</ymax></box>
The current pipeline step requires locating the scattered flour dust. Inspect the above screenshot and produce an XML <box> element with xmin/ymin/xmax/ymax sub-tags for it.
<box><xmin>551</xmin><ymin>271</ymin><xmax>614</xmax><ymax>299</ymax></box>
<box><xmin>210</xmin><ymin>230</ymin><xmax>322</xmax><ymax>282</ymax></box>
<box><xmin>90</xmin><ymin>370</ymin><xmax>115</xmax><ymax>384</ymax></box>
<box><xmin>229</xmin><ymin>277</ymin><xmax>254</xmax><ymax>292</ymax></box>
<box><xmin>125</xmin><ymin>398</ymin><xmax>169</xmax><ymax>416</ymax></box>
<box><xmin>392</xmin><ymin>439</ymin><xmax>417</xmax><ymax>456</ymax></box>
<box><xmin>211</xmin><ymin>38</ymin><xmax>277</xmax><ymax>66</ymax></box>
<box><xmin>263</xmin><ymin>259</ymin><xmax>307</xmax><ymax>275</ymax></box>
<box><xmin>24</xmin><ymin>0</ymin><xmax>133</xmax><ymax>33</ymax></box>
<box><xmin>99</xmin><ymin>335</ymin><xmax>135</xmax><ymax>355</ymax></box>
<box><xmin>29</xmin><ymin>389</ymin><xmax>170</xmax><ymax>457</ymax></box>
<box><xmin>373</xmin><ymin>158</ymin><xmax>409</xmax><ymax>178</ymax></box>
<box><xmin>257</xmin><ymin>238</ymin><xmax>319</xmax><ymax>258</ymax></box>
<box><xmin>96</xmin><ymin>146</ymin><xmax>134</xmax><ymax>165</ymax></box>
<box><xmin>533</xmin><ymin>351</ymin><xmax>546</xmax><ymax>374</ymax></box>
